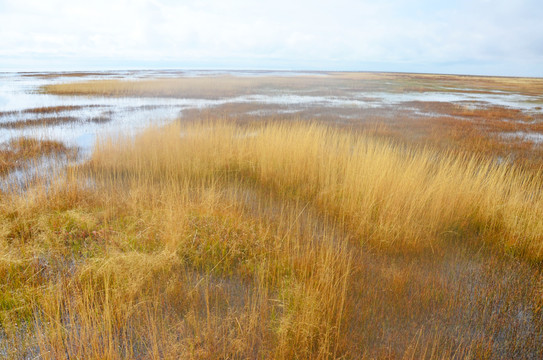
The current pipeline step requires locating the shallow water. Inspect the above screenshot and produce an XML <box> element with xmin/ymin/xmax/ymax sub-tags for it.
<box><xmin>501</xmin><ymin>131</ymin><xmax>543</xmax><ymax>144</ymax></box>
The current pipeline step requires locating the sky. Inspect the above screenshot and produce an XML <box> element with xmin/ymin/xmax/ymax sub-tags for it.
<box><xmin>0</xmin><ymin>0</ymin><xmax>542</xmax><ymax>76</ymax></box>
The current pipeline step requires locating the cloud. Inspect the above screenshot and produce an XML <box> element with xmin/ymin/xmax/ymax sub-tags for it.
<box><xmin>0</xmin><ymin>0</ymin><xmax>541</xmax><ymax>75</ymax></box>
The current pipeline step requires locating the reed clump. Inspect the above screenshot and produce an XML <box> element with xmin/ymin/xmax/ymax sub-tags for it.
<box><xmin>92</xmin><ymin>121</ymin><xmax>543</xmax><ymax>260</ymax></box>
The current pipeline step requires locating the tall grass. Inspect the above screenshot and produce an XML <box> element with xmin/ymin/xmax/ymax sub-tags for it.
<box><xmin>2</xmin><ymin>120</ymin><xmax>542</xmax><ymax>358</ymax></box>
<box><xmin>92</xmin><ymin>121</ymin><xmax>543</xmax><ymax>260</ymax></box>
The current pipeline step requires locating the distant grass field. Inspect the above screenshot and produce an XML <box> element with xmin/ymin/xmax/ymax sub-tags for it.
<box><xmin>41</xmin><ymin>72</ymin><xmax>543</xmax><ymax>98</ymax></box>
<box><xmin>1</xmin><ymin>120</ymin><xmax>542</xmax><ymax>358</ymax></box>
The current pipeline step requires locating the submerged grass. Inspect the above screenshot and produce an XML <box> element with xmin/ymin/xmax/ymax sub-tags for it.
<box><xmin>1</xmin><ymin>120</ymin><xmax>542</xmax><ymax>358</ymax></box>
<box><xmin>0</xmin><ymin>137</ymin><xmax>71</xmax><ymax>175</ymax></box>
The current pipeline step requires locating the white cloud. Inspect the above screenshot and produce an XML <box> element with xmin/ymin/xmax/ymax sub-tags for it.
<box><xmin>0</xmin><ymin>0</ymin><xmax>541</xmax><ymax>75</ymax></box>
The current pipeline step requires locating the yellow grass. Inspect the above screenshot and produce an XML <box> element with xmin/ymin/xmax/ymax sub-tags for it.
<box><xmin>92</xmin><ymin>121</ymin><xmax>543</xmax><ymax>258</ymax></box>
<box><xmin>41</xmin><ymin>76</ymin><xmax>328</xmax><ymax>99</ymax></box>
<box><xmin>1</xmin><ymin>120</ymin><xmax>543</xmax><ymax>358</ymax></box>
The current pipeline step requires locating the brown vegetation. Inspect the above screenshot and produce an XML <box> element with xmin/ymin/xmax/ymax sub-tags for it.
<box><xmin>21</xmin><ymin>105</ymin><xmax>93</xmax><ymax>114</ymax></box>
<box><xmin>356</xmin><ymin>102</ymin><xmax>543</xmax><ymax>171</ymax></box>
<box><xmin>21</xmin><ymin>72</ymin><xmax>115</xmax><ymax>78</ymax></box>
<box><xmin>333</xmin><ymin>72</ymin><xmax>543</xmax><ymax>95</ymax></box>
<box><xmin>0</xmin><ymin>105</ymin><xmax>100</xmax><ymax>118</ymax></box>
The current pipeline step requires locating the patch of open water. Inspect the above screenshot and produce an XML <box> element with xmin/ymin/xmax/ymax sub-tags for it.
<box><xmin>501</xmin><ymin>131</ymin><xmax>543</xmax><ymax>144</ymax></box>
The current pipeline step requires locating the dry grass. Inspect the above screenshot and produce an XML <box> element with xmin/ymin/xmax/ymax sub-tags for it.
<box><xmin>1</xmin><ymin>120</ymin><xmax>542</xmax><ymax>359</ymax></box>
<box><xmin>91</xmin><ymin>121</ymin><xmax>543</xmax><ymax>259</ymax></box>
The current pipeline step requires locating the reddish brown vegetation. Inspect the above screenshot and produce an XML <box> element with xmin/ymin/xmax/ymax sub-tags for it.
<box><xmin>0</xmin><ymin>105</ymin><xmax>101</xmax><ymax>118</ymax></box>
<box><xmin>22</xmin><ymin>105</ymin><xmax>89</xmax><ymax>114</ymax></box>
<box><xmin>21</xmin><ymin>72</ymin><xmax>113</xmax><ymax>78</ymax></box>
<box><xmin>0</xmin><ymin>117</ymin><xmax>79</xmax><ymax>129</ymax></box>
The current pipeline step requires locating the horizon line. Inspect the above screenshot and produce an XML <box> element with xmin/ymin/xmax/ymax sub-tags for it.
<box><xmin>1</xmin><ymin>68</ymin><xmax>542</xmax><ymax>80</ymax></box>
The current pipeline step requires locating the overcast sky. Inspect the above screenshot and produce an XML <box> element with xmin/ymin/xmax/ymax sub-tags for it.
<box><xmin>0</xmin><ymin>0</ymin><xmax>541</xmax><ymax>76</ymax></box>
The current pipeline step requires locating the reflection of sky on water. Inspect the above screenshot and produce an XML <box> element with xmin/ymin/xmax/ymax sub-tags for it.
<box><xmin>1</xmin><ymin>154</ymin><xmax>69</xmax><ymax>191</ymax></box>
<box><xmin>501</xmin><ymin>131</ymin><xmax>543</xmax><ymax>144</ymax></box>
<box><xmin>366</xmin><ymin>91</ymin><xmax>543</xmax><ymax>112</ymax></box>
